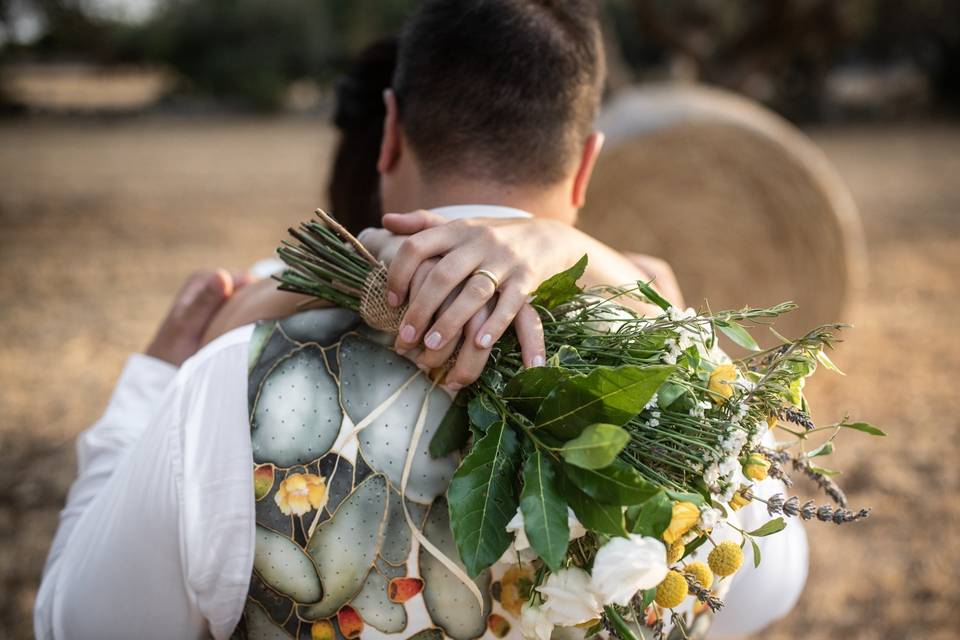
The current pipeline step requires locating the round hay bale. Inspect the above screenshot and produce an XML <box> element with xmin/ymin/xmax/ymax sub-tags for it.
<box><xmin>580</xmin><ymin>84</ymin><xmax>866</xmax><ymax>343</ymax></box>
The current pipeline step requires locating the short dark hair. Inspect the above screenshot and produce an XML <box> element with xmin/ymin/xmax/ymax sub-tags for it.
<box><xmin>393</xmin><ymin>0</ymin><xmax>605</xmax><ymax>186</ymax></box>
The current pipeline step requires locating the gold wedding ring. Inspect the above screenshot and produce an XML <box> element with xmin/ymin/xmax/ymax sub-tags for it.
<box><xmin>472</xmin><ymin>268</ymin><xmax>500</xmax><ymax>291</ymax></box>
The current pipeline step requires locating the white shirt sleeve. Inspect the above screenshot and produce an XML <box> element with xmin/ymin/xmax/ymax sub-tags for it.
<box><xmin>34</xmin><ymin>328</ymin><xmax>256</xmax><ymax>640</ymax></box>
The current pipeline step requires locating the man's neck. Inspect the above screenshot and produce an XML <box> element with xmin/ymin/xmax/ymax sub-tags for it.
<box><xmin>410</xmin><ymin>178</ymin><xmax>575</xmax><ymax>224</ymax></box>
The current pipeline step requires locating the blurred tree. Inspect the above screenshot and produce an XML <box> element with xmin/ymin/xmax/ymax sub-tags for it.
<box><xmin>142</xmin><ymin>0</ymin><xmax>336</xmax><ymax>110</ymax></box>
<box><xmin>603</xmin><ymin>0</ymin><xmax>960</xmax><ymax>119</ymax></box>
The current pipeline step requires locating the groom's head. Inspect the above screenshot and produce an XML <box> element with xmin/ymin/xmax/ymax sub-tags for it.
<box><xmin>377</xmin><ymin>0</ymin><xmax>606</xmax><ymax>223</ymax></box>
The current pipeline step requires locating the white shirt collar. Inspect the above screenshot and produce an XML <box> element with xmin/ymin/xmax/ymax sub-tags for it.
<box><xmin>431</xmin><ymin>204</ymin><xmax>533</xmax><ymax>220</ymax></box>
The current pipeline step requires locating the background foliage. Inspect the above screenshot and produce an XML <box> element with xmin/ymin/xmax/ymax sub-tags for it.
<box><xmin>1</xmin><ymin>0</ymin><xmax>958</xmax><ymax>116</ymax></box>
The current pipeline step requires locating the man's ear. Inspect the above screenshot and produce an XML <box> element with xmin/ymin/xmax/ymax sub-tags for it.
<box><xmin>571</xmin><ymin>131</ymin><xmax>604</xmax><ymax>208</ymax></box>
<box><xmin>377</xmin><ymin>89</ymin><xmax>402</xmax><ymax>174</ymax></box>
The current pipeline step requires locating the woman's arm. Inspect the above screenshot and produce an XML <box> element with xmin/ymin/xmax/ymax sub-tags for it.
<box><xmin>201</xmin><ymin>213</ymin><xmax>685</xmax><ymax>388</ymax></box>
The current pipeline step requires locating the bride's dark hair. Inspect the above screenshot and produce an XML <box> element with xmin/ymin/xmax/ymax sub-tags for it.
<box><xmin>327</xmin><ymin>38</ymin><xmax>398</xmax><ymax>235</ymax></box>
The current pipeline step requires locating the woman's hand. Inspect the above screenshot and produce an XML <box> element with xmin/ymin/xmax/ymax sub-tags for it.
<box><xmin>378</xmin><ymin>211</ymin><xmax>574</xmax><ymax>356</ymax></box>
<box><xmin>360</xmin><ymin>214</ymin><xmax>547</xmax><ymax>389</ymax></box>
<box><xmin>148</xmin><ymin>269</ymin><xmax>252</xmax><ymax>365</ymax></box>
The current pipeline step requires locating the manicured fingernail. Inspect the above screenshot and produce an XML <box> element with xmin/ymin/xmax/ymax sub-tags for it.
<box><xmin>387</xmin><ymin>290</ymin><xmax>400</xmax><ymax>307</ymax></box>
<box><xmin>531</xmin><ymin>355</ymin><xmax>545</xmax><ymax>367</ymax></box>
<box><xmin>478</xmin><ymin>334</ymin><xmax>492</xmax><ymax>348</ymax></box>
<box><xmin>446</xmin><ymin>382</ymin><xmax>462</xmax><ymax>392</ymax></box>
<box><xmin>424</xmin><ymin>331</ymin><xmax>442</xmax><ymax>350</ymax></box>
<box><xmin>400</xmin><ymin>324</ymin><xmax>416</xmax><ymax>343</ymax></box>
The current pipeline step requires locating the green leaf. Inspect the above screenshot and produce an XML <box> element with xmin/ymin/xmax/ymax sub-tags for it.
<box><xmin>480</xmin><ymin>368</ymin><xmax>505</xmax><ymax>392</ymax></box>
<box><xmin>809</xmin><ymin>465</ymin><xmax>842</xmax><ymax>476</ymax></box>
<box><xmin>637</xmin><ymin>281</ymin><xmax>672</xmax><ymax>311</ymax></box>
<box><xmin>561</xmin><ymin>476</ymin><xmax>627</xmax><ymax>536</ymax></box>
<box><xmin>627</xmin><ymin>491</ymin><xmax>673</xmax><ymax>538</ymax></box>
<box><xmin>604</xmin><ymin>607</ymin><xmax>640</xmax><ymax>640</ymax></box>
<box><xmin>641</xmin><ymin>587</ymin><xmax>657</xmax><ymax>610</ymax></box>
<box><xmin>806</xmin><ymin>441</ymin><xmax>834</xmax><ymax>458</ymax></box>
<box><xmin>564</xmin><ymin>460</ymin><xmax>659</xmax><ymax>506</ymax></box>
<box><xmin>717</xmin><ymin>320</ymin><xmax>761</xmax><ymax>351</ymax></box>
<box><xmin>548</xmin><ymin>345</ymin><xmax>585</xmax><ymax>367</ymax></box>
<box><xmin>656</xmin><ymin>381</ymin><xmax>686</xmax><ymax>409</ymax></box>
<box><xmin>447</xmin><ymin>421</ymin><xmax>522</xmax><ymax>577</ymax></box>
<box><xmin>681</xmin><ymin>535</ymin><xmax>707</xmax><ymax>560</ymax></box>
<box><xmin>749</xmin><ymin>535</ymin><xmax>762</xmax><ymax>568</ymax></box>
<box><xmin>681</xmin><ymin>344</ymin><xmax>700</xmax><ymax>369</ymax></box>
<box><xmin>428</xmin><ymin>399</ymin><xmax>470</xmax><ymax>458</ymax></box>
<box><xmin>535</xmin><ymin>365</ymin><xmax>675</xmax><ymax>439</ymax></box>
<box><xmin>560</xmin><ymin>423</ymin><xmax>630</xmax><ymax>469</ymax></box>
<box><xmin>530</xmin><ymin>255</ymin><xmax>588</xmax><ymax>309</ymax></box>
<box><xmin>747</xmin><ymin>517</ymin><xmax>787</xmax><ymax>537</ymax></box>
<box><xmin>816</xmin><ymin>350</ymin><xmax>845</xmax><ymax>375</ymax></box>
<box><xmin>503</xmin><ymin>367</ymin><xmax>575</xmax><ymax>418</ymax></box>
<box><xmin>519</xmin><ymin>450</ymin><xmax>569</xmax><ymax>570</ymax></box>
<box><xmin>665</xmin><ymin>489</ymin><xmax>707</xmax><ymax>506</ymax></box>
<box><xmin>838</xmin><ymin>421</ymin><xmax>886</xmax><ymax>436</ymax></box>
<box><xmin>467</xmin><ymin>395</ymin><xmax>501</xmax><ymax>433</ymax></box>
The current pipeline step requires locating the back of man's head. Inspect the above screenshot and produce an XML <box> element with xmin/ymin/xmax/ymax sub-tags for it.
<box><xmin>393</xmin><ymin>0</ymin><xmax>605</xmax><ymax>187</ymax></box>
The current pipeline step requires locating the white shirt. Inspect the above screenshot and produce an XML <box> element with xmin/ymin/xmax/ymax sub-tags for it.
<box><xmin>35</xmin><ymin>205</ymin><xmax>807</xmax><ymax>640</ymax></box>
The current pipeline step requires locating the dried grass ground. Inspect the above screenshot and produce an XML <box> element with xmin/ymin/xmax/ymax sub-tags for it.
<box><xmin>0</xmin><ymin>117</ymin><xmax>957</xmax><ymax>639</ymax></box>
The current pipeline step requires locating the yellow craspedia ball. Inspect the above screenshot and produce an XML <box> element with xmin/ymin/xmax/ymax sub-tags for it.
<box><xmin>654</xmin><ymin>570</ymin><xmax>689</xmax><ymax>608</ymax></box>
<box><xmin>684</xmin><ymin>562</ymin><xmax>714</xmax><ymax>589</ymax></box>
<box><xmin>708</xmin><ymin>541</ymin><xmax>744</xmax><ymax>577</ymax></box>
<box><xmin>666</xmin><ymin>541</ymin><xmax>685</xmax><ymax>564</ymax></box>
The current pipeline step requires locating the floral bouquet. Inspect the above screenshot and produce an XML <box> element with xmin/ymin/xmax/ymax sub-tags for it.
<box><xmin>275</xmin><ymin>211</ymin><xmax>882</xmax><ymax>639</ymax></box>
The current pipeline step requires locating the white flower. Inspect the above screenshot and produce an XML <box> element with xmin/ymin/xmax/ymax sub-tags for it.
<box><xmin>698</xmin><ymin>507</ymin><xmax>723</xmax><ymax>530</ymax></box>
<box><xmin>506</xmin><ymin>507</ymin><xmax>586</xmax><ymax>553</ymax></box>
<box><xmin>589</xmin><ymin>534</ymin><xmax>669</xmax><ymax>606</ymax></box>
<box><xmin>719</xmin><ymin>456</ymin><xmax>740</xmax><ymax>477</ymax></box>
<box><xmin>496</xmin><ymin>543</ymin><xmax>539</xmax><ymax>566</ymax></box>
<box><xmin>519</xmin><ymin>604</ymin><xmax>554</xmax><ymax>640</ymax></box>
<box><xmin>538</xmin><ymin>568</ymin><xmax>603</xmax><ymax>626</ymax></box>
<box><xmin>667</xmin><ymin>306</ymin><xmax>697</xmax><ymax>322</ymax></box>
<box><xmin>661</xmin><ymin>338</ymin><xmax>683</xmax><ymax>364</ymax></box>
<box><xmin>703</xmin><ymin>462</ymin><xmax>721</xmax><ymax>486</ymax></box>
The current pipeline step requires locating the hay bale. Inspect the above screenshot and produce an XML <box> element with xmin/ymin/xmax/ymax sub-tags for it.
<box><xmin>580</xmin><ymin>84</ymin><xmax>866</xmax><ymax>342</ymax></box>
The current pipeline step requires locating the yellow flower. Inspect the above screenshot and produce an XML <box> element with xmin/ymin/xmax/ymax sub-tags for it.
<box><xmin>708</xmin><ymin>364</ymin><xmax>738</xmax><ymax>404</ymax></box>
<box><xmin>654</xmin><ymin>570</ymin><xmax>688</xmax><ymax>608</ymax></box>
<box><xmin>728</xmin><ymin>486</ymin><xmax>752</xmax><ymax>511</ymax></box>
<box><xmin>684</xmin><ymin>562</ymin><xmax>714</xmax><ymax>589</ymax></box>
<box><xmin>708</xmin><ymin>541</ymin><xmax>743</xmax><ymax>577</ymax></box>
<box><xmin>662</xmin><ymin>502</ymin><xmax>700</xmax><ymax>545</ymax></box>
<box><xmin>766</xmin><ymin>414</ymin><xmax>778</xmax><ymax>429</ymax></box>
<box><xmin>498</xmin><ymin>564</ymin><xmax>536</xmax><ymax>617</ymax></box>
<box><xmin>666</xmin><ymin>541</ymin><xmax>685</xmax><ymax>564</ymax></box>
<box><xmin>275</xmin><ymin>472</ymin><xmax>328</xmax><ymax>516</ymax></box>
<box><xmin>742</xmin><ymin>453</ymin><xmax>771</xmax><ymax>481</ymax></box>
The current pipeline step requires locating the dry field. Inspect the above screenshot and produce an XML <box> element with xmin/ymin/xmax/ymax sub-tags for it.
<box><xmin>0</xmin><ymin>117</ymin><xmax>957</xmax><ymax>639</ymax></box>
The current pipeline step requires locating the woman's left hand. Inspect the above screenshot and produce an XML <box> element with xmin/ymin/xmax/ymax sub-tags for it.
<box><xmin>379</xmin><ymin>211</ymin><xmax>574</xmax><ymax>348</ymax></box>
